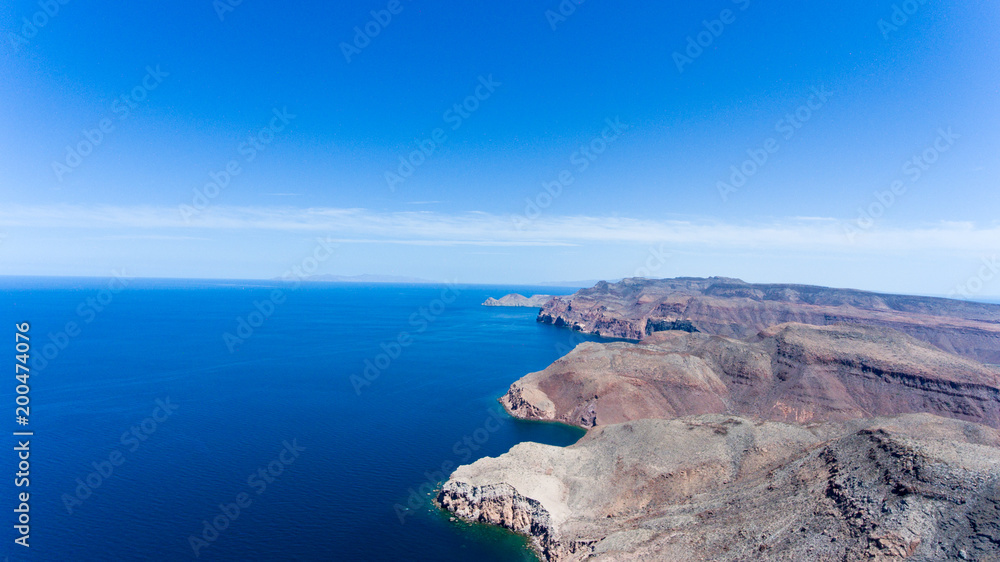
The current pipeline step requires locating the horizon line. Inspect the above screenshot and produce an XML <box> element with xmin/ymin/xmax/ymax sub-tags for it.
<box><xmin>2</xmin><ymin>274</ymin><xmax>999</xmax><ymax>302</ymax></box>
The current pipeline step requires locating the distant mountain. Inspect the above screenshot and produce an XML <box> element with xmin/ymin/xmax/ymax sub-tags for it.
<box><xmin>289</xmin><ymin>274</ymin><xmax>438</xmax><ymax>284</ymax></box>
<box><xmin>482</xmin><ymin>294</ymin><xmax>553</xmax><ymax>307</ymax></box>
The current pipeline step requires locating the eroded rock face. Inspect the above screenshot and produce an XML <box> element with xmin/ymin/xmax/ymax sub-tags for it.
<box><xmin>537</xmin><ymin>277</ymin><xmax>1000</xmax><ymax>363</ymax></box>
<box><xmin>440</xmin><ymin>414</ymin><xmax>1000</xmax><ymax>561</ymax></box>
<box><xmin>483</xmin><ymin>294</ymin><xmax>554</xmax><ymax>307</ymax></box>
<box><xmin>501</xmin><ymin>323</ymin><xmax>1000</xmax><ymax>430</ymax></box>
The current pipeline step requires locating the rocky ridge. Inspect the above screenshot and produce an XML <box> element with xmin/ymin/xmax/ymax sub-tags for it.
<box><xmin>537</xmin><ymin>277</ymin><xmax>1000</xmax><ymax>363</ymax></box>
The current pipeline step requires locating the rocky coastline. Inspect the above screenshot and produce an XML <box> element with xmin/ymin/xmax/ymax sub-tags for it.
<box><xmin>440</xmin><ymin>278</ymin><xmax>1000</xmax><ymax>561</ymax></box>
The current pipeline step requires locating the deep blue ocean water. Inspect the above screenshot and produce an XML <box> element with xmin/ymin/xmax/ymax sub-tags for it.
<box><xmin>0</xmin><ymin>278</ymin><xmax>603</xmax><ymax>561</ymax></box>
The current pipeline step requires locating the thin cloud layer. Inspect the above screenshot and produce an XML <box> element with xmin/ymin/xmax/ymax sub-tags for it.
<box><xmin>1</xmin><ymin>204</ymin><xmax>998</xmax><ymax>256</ymax></box>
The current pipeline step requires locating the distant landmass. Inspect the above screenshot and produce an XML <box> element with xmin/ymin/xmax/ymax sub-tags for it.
<box><xmin>285</xmin><ymin>274</ymin><xmax>438</xmax><ymax>284</ymax></box>
<box><xmin>440</xmin><ymin>277</ymin><xmax>1000</xmax><ymax>561</ymax></box>
<box><xmin>532</xmin><ymin>279</ymin><xmax>622</xmax><ymax>288</ymax></box>
<box><xmin>482</xmin><ymin>294</ymin><xmax>553</xmax><ymax>307</ymax></box>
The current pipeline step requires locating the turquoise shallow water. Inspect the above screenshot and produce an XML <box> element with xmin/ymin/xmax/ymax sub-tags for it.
<box><xmin>0</xmin><ymin>278</ymin><xmax>601</xmax><ymax>561</ymax></box>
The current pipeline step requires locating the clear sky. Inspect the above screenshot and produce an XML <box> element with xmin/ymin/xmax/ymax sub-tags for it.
<box><xmin>1</xmin><ymin>1</ymin><xmax>998</xmax><ymax>295</ymax></box>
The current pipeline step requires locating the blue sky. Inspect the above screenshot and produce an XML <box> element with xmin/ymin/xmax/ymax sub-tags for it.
<box><xmin>1</xmin><ymin>1</ymin><xmax>998</xmax><ymax>295</ymax></box>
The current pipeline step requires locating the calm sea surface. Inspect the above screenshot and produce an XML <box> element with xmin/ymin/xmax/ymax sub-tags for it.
<box><xmin>0</xmin><ymin>278</ymin><xmax>603</xmax><ymax>561</ymax></box>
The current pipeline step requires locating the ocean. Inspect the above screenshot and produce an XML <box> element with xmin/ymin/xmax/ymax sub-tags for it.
<box><xmin>0</xmin><ymin>278</ymin><xmax>603</xmax><ymax>561</ymax></box>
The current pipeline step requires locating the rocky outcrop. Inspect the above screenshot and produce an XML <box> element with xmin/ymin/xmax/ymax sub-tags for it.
<box><xmin>440</xmin><ymin>413</ymin><xmax>1000</xmax><ymax>561</ymax></box>
<box><xmin>483</xmin><ymin>294</ymin><xmax>554</xmax><ymax>307</ymax></box>
<box><xmin>437</xmin><ymin>481</ymin><xmax>596</xmax><ymax>560</ymax></box>
<box><xmin>537</xmin><ymin>277</ymin><xmax>1000</xmax><ymax>363</ymax></box>
<box><xmin>501</xmin><ymin>323</ymin><xmax>1000</xmax><ymax>430</ymax></box>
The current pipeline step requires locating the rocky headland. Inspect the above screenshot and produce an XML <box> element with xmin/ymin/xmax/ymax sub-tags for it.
<box><xmin>500</xmin><ymin>322</ymin><xmax>1000</xmax><ymax>429</ymax></box>
<box><xmin>440</xmin><ymin>278</ymin><xmax>1000</xmax><ymax>561</ymax></box>
<box><xmin>483</xmin><ymin>294</ymin><xmax>554</xmax><ymax>307</ymax></box>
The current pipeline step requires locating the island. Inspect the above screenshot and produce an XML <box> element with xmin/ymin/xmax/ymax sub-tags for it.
<box><xmin>440</xmin><ymin>277</ymin><xmax>1000</xmax><ymax>561</ymax></box>
<box><xmin>482</xmin><ymin>294</ymin><xmax>554</xmax><ymax>307</ymax></box>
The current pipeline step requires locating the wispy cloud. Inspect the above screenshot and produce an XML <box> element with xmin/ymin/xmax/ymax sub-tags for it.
<box><xmin>2</xmin><ymin>204</ymin><xmax>998</xmax><ymax>255</ymax></box>
<box><xmin>323</xmin><ymin>238</ymin><xmax>575</xmax><ymax>247</ymax></box>
<box><xmin>88</xmin><ymin>234</ymin><xmax>213</xmax><ymax>241</ymax></box>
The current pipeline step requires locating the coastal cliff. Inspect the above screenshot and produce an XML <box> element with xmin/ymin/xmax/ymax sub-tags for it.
<box><xmin>441</xmin><ymin>278</ymin><xmax>1000</xmax><ymax>560</ymax></box>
